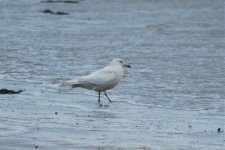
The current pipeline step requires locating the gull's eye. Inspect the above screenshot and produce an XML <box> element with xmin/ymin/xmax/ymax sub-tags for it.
<box><xmin>119</xmin><ymin>60</ymin><xmax>123</xmax><ymax>63</ymax></box>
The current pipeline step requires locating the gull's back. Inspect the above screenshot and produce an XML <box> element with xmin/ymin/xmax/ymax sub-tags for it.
<box><xmin>67</xmin><ymin>62</ymin><xmax>124</xmax><ymax>92</ymax></box>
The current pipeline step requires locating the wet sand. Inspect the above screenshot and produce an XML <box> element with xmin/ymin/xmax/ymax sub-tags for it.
<box><xmin>0</xmin><ymin>0</ymin><xmax>225</xmax><ymax>149</ymax></box>
<box><xmin>1</xmin><ymin>79</ymin><xmax>224</xmax><ymax>150</ymax></box>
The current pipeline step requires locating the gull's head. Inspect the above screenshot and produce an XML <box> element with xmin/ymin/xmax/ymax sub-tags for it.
<box><xmin>111</xmin><ymin>58</ymin><xmax>131</xmax><ymax>68</ymax></box>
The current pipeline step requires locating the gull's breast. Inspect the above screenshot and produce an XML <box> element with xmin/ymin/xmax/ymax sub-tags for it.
<box><xmin>95</xmin><ymin>67</ymin><xmax>123</xmax><ymax>92</ymax></box>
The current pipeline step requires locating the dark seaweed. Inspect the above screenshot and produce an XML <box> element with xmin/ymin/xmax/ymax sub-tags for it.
<box><xmin>42</xmin><ymin>9</ymin><xmax>69</xmax><ymax>15</ymax></box>
<box><xmin>0</xmin><ymin>89</ymin><xmax>24</xmax><ymax>94</ymax></box>
<box><xmin>42</xmin><ymin>0</ymin><xmax>79</xmax><ymax>3</ymax></box>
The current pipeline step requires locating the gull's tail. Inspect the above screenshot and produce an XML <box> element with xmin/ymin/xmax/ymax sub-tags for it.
<box><xmin>64</xmin><ymin>79</ymin><xmax>81</xmax><ymax>88</ymax></box>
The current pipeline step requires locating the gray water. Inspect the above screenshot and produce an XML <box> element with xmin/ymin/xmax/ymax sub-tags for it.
<box><xmin>0</xmin><ymin>0</ymin><xmax>224</xmax><ymax>149</ymax></box>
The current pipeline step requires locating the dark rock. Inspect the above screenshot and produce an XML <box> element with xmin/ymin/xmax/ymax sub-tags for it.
<box><xmin>217</xmin><ymin>128</ymin><xmax>221</xmax><ymax>133</ymax></box>
<box><xmin>55</xmin><ymin>11</ymin><xmax>69</xmax><ymax>15</ymax></box>
<box><xmin>42</xmin><ymin>9</ymin><xmax>69</xmax><ymax>15</ymax></box>
<box><xmin>0</xmin><ymin>88</ymin><xmax>24</xmax><ymax>94</ymax></box>
<box><xmin>63</xmin><ymin>0</ymin><xmax>79</xmax><ymax>3</ymax></box>
<box><xmin>42</xmin><ymin>9</ymin><xmax>54</xmax><ymax>14</ymax></box>
<box><xmin>42</xmin><ymin>0</ymin><xmax>79</xmax><ymax>3</ymax></box>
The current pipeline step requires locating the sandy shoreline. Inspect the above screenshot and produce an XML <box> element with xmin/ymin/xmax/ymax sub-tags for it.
<box><xmin>1</xmin><ymin>79</ymin><xmax>224</xmax><ymax>150</ymax></box>
<box><xmin>0</xmin><ymin>0</ymin><xmax>224</xmax><ymax>149</ymax></box>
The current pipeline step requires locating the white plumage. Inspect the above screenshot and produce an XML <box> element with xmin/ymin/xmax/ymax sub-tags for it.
<box><xmin>66</xmin><ymin>58</ymin><xmax>131</xmax><ymax>105</ymax></box>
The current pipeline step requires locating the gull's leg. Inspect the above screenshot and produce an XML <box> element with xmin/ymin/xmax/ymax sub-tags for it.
<box><xmin>104</xmin><ymin>91</ymin><xmax>112</xmax><ymax>103</ymax></box>
<box><xmin>98</xmin><ymin>91</ymin><xmax>101</xmax><ymax>104</ymax></box>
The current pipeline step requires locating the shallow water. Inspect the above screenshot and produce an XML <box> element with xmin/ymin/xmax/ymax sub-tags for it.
<box><xmin>0</xmin><ymin>0</ymin><xmax>225</xmax><ymax>149</ymax></box>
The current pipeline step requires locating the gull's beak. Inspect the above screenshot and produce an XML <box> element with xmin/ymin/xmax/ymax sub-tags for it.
<box><xmin>124</xmin><ymin>64</ymin><xmax>131</xmax><ymax>68</ymax></box>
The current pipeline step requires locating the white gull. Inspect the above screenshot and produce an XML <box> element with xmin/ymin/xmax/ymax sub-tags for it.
<box><xmin>66</xmin><ymin>58</ymin><xmax>131</xmax><ymax>105</ymax></box>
